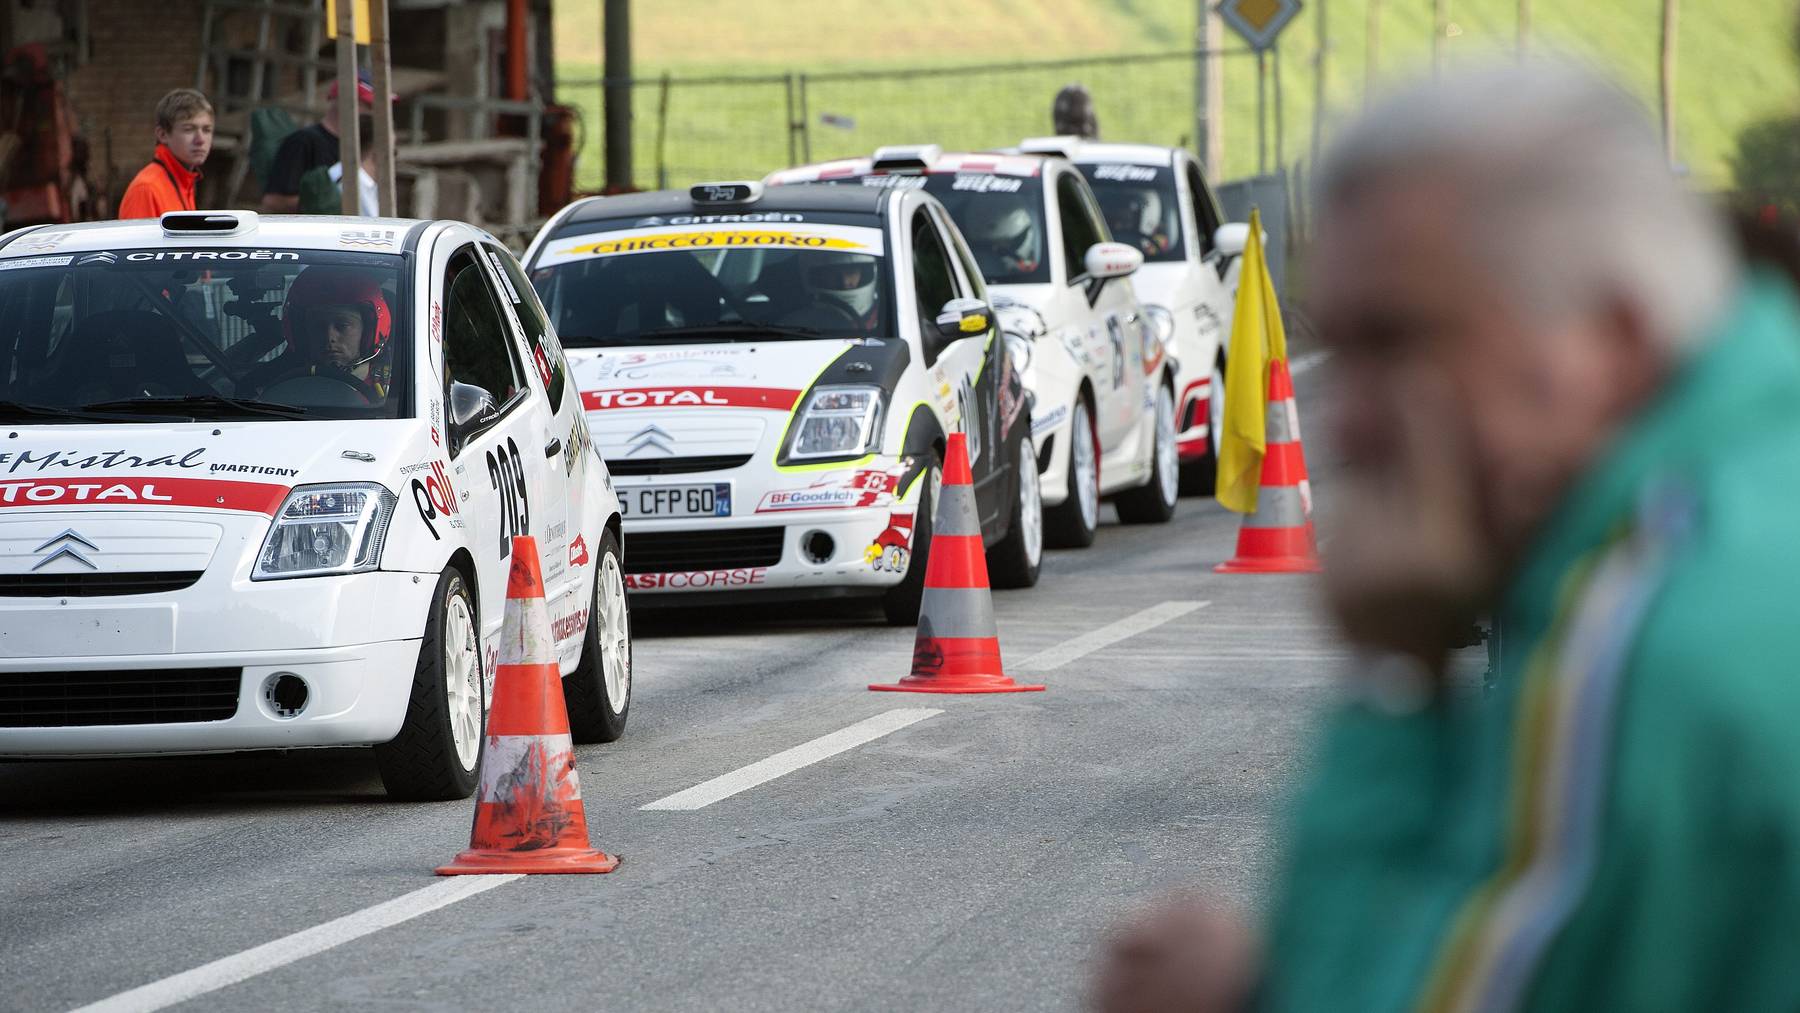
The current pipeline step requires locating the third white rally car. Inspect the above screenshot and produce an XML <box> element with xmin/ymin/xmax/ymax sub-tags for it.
<box><xmin>522</xmin><ymin>181</ymin><xmax>1040</xmax><ymax>624</ymax></box>
<box><xmin>1015</xmin><ymin>137</ymin><xmax>1248</xmax><ymax>494</ymax></box>
<box><xmin>0</xmin><ymin>211</ymin><xmax>629</xmax><ymax>800</ymax></box>
<box><xmin>768</xmin><ymin>146</ymin><xmax>1180</xmax><ymax>547</ymax></box>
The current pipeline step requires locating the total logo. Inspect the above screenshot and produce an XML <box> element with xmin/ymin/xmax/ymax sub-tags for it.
<box><xmin>587</xmin><ymin>388</ymin><xmax>732</xmax><ymax>410</ymax></box>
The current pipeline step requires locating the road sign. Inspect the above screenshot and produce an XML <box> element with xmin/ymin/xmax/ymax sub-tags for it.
<box><xmin>1217</xmin><ymin>0</ymin><xmax>1302</xmax><ymax>52</ymax></box>
<box><xmin>325</xmin><ymin>0</ymin><xmax>370</xmax><ymax>44</ymax></box>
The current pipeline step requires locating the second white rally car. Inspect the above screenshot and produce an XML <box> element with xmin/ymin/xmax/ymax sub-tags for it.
<box><xmin>1015</xmin><ymin>137</ymin><xmax>1248</xmax><ymax>494</ymax></box>
<box><xmin>523</xmin><ymin>181</ymin><xmax>1041</xmax><ymax>624</ymax></box>
<box><xmin>0</xmin><ymin>211</ymin><xmax>629</xmax><ymax>800</ymax></box>
<box><xmin>768</xmin><ymin>146</ymin><xmax>1180</xmax><ymax>547</ymax></box>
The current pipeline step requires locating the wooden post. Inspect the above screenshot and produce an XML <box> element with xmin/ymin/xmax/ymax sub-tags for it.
<box><xmin>603</xmin><ymin>0</ymin><xmax>632</xmax><ymax>192</ymax></box>
<box><xmin>1660</xmin><ymin>0</ymin><xmax>1678</xmax><ymax>166</ymax></box>
<box><xmin>335</xmin><ymin>0</ymin><xmax>360</xmax><ymax>216</ymax></box>
<box><xmin>368</xmin><ymin>0</ymin><xmax>396</xmax><ymax>216</ymax></box>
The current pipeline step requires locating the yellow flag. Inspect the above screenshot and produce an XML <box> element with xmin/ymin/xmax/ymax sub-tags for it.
<box><xmin>1215</xmin><ymin>207</ymin><xmax>1287</xmax><ymax>514</ymax></box>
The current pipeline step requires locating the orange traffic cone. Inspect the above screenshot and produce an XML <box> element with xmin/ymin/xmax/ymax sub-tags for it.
<box><xmin>437</xmin><ymin>536</ymin><xmax>619</xmax><ymax>875</ymax></box>
<box><xmin>1215</xmin><ymin>359</ymin><xmax>1322</xmax><ymax>573</ymax></box>
<box><xmin>871</xmin><ymin>433</ymin><xmax>1044</xmax><ymax>694</ymax></box>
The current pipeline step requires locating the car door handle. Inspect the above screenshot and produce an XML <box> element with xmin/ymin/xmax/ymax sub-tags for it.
<box><xmin>544</xmin><ymin>438</ymin><xmax>562</xmax><ymax>458</ymax></box>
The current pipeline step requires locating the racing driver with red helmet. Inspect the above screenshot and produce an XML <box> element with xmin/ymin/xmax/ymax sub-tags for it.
<box><xmin>251</xmin><ymin>266</ymin><xmax>394</xmax><ymax>400</ymax></box>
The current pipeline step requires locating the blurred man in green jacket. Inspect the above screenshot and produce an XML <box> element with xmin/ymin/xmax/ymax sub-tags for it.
<box><xmin>1095</xmin><ymin>63</ymin><xmax>1800</xmax><ymax>1012</ymax></box>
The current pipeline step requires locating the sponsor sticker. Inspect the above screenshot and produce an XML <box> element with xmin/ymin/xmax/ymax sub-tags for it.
<box><xmin>1031</xmin><ymin>403</ymin><xmax>1070</xmax><ymax>436</ymax></box>
<box><xmin>0</xmin><ymin>447</ymin><xmax>206</xmax><ymax>475</ymax></box>
<box><xmin>0</xmin><ymin>477</ymin><xmax>288</xmax><ymax>513</ymax></box>
<box><xmin>864</xmin><ymin>512</ymin><xmax>916</xmax><ymax>572</ymax></box>
<box><xmin>122</xmin><ymin>250</ymin><xmax>300</xmax><ymax>261</ymax></box>
<box><xmin>569</xmin><ymin>535</ymin><xmax>589</xmax><ymax>567</ymax></box>
<box><xmin>0</xmin><ymin>255</ymin><xmax>73</xmax><ymax>270</ymax></box>
<box><xmin>951</xmin><ymin>174</ymin><xmax>1023</xmax><ymax>193</ymax></box>
<box><xmin>1092</xmin><ymin>163</ymin><xmax>1159</xmax><ymax>182</ymax></box>
<box><xmin>581</xmin><ymin>386</ymin><xmax>800</xmax><ymax>411</ymax></box>
<box><xmin>625</xmin><ymin>567</ymin><xmax>768</xmax><ymax>590</ymax></box>
<box><xmin>543</xmin><ymin>223</ymin><xmax>884</xmax><ymax>265</ymax></box>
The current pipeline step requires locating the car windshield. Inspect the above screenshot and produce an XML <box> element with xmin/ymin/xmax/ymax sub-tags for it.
<box><xmin>530</xmin><ymin>216</ymin><xmax>895</xmax><ymax>347</ymax></box>
<box><xmin>0</xmin><ymin>248</ymin><xmax>408</xmax><ymax>423</ymax></box>
<box><xmin>1082</xmin><ymin>163</ymin><xmax>1184</xmax><ymax>263</ymax></box>
<box><xmin>913</xmin><ymin>174</ymin><xmax>1050</xmax><ymax>286</ymax></box>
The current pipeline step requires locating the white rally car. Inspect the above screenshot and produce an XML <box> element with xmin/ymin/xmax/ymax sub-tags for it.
<box><xmin>1016</xmin><ymin>137</ymin><xmax>1248</xmax><ymax>494</ymax></box>
<box><xmin>769</xmin><ymin>146</ymin><xmax>1180</xmax><ymax>548</ymax></box>
<box><xmin>523</xmin><ymin>181</ymin><xmax>1041</xmax><ymax>624</ymax></box>
<box><xmin>0</xmin><ymin>211</ymin><xmax>629</xmax><ymax>800</ymax></box>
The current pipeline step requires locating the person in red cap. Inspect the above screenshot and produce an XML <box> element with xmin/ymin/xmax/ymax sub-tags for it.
<box><xmin>117</xmin><ymin>89</ymin><xmax>212</xmax><ymax>219</ymax></box>
<box><xmin>260</xmin><ymin>70</ymin><xmax>373</xmax><ymax>214</ymax></box>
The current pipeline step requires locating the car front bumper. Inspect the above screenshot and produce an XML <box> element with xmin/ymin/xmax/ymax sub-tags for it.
<box><xmin>621</xmin><ymin>504</ymin><xmax>922</xmax><ymax>597</ymax></box>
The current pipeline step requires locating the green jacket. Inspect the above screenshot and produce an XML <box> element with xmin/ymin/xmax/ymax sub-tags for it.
<box><xmin>1264</xmin><ymin>273</ymin><xmax>1800</xmax><ymax>1012</ymax></box>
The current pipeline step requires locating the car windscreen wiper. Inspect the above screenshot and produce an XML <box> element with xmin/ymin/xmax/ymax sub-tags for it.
<box><xmin>80</xmin><ymin>394</ymin><xmax>309</xmax><ymax>419</ymax></box>
<box><xmin>625</xmin><ymin>323</ymin><xmax>835</xmax><ymax>343</ymax></box>
<box><xmin>0</xmin><ymin>399</ymin><xmax>162</xmax><ymax>424</ymax></box>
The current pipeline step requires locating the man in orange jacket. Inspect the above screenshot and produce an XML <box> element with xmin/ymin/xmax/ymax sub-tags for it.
<box><xmin>117</xmin><ymin>89</ymin><xmax>213</xmax><ymax>219</ymax></box>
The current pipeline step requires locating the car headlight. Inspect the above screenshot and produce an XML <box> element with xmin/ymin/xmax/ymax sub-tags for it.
<box><xmin>253</xmin><ymin>482</ymin><xmax>397</xmax><ymax>580</ymax></box>
<box><xmin>1144</xmin><ymin>304</ymin><xmax>1176</xmax><ymax>345</ymax></box>
<box><xmin>788</xmin><ymin>384</ymin><xmax>885</xmax><ymax>460</ymax></box>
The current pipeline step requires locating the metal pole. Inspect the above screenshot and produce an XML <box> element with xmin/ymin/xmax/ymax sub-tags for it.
<box><xmin>1192</xmin><ymin>1</ymin><xmax>1206</xmax><ymax>166</ymax></box>
<box><xmin>1201</xmin><ymin>4</ymin><xmax>1225</xmax><ymax>177</ymax></box>
<box><xmin>1517</xmin><ymin>0</ymin><xmax>1531</xmax><ymax>57</ymax></box>
<box><xmin>1365</xmin><ymin>0</ymin><xmax>1381</xmax><ymax>104</ymax></box>
<box><xmin>1311</xmin><ymin>0</ymin><xmax>1327</xmax><ymax>171</ymax></box>
<box><xmin>369</xmin><ymin>0</ymin><xmax>396</xmax><ymax>216</ymax></box>
<box><xmin>1273</xmin><ymin>43</ymin><xmax>1285</xmax><ymax>170</ymax></box>
<box><xmin>1256</xmin><ymin>49</ymin><xmax>1267</xmax><ymax>175</ymax></box>
<box><xmin>1660</xmin><ymin>0</ymin><xmax>1678</xmax><ymax>166</ymax></box>
<box><xmin>602</xmin><ymin>0</ymin><xmax>632</xmax><ymax>191</ymax></box>
<box><xmin>784</xmin><ymin>73</ymin><xmax>797</xmax><ymax>167</ymax></box>
<box><xmin>798</xmin><ymin>73</ymin><xmax>811</xmax><ymax>163</ymax></box>
<box><xmin>655</xmin><ymin>71</ymin><xmax>670</xmax><ymax>190</ymax></box>
<box><xmin>335</xmin><ymin>0</ymin><xmax>360</xmax><ymax>216</ymax></box>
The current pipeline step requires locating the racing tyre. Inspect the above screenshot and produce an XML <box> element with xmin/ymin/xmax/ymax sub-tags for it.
<box><xmin>987</xmin><ymin>430</ymin><xmax>1043</xmax><ymax>588</ymax></box>
<box><xmin>1116</xmin><ymin>382</ymin><xmax>1179</xmax><ymax>524</ymax></box>
<box><xmin>881</xmin><ymin>465</ymin><xmax>940</xmax><ymax>626</ymax></box>
<box><xmin>1179</xmin><ymin>355</ymin><xmax>1226</xmax><ymax>496</ymax></box>
<box><xmin>564</xmin><ymin>529</ymin><xmax>631</xmax><ymax>743</ymax></box>
<box><xmin>1044</xmin><ymin>396</ymin><xmax>1099</xmax><ymax>549</ymax></box>
<box><xmin>375</xmin><ymin>566</ymin><xmax>484</xmax><ymax>801</ymax></box>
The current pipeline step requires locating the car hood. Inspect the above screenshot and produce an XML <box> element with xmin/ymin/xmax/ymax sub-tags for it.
<box><xmin>0</xmin><ymin>419</ymin><xmax>420</xmax><ymax>514</ymax></box>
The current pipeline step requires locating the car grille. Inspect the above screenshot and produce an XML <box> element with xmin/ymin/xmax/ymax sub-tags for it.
<box><xmin>605</xmin><ymin>454</ymin><xmax>753</xmax><ymax>477</ymax></box>
<box><xmin>0</xmin><ymin>571</ymin><xmax>204</xmax><ymax>597</ymax></box>
<box><xmin>624</xmin><ymin>527</ymin><xmax>784</xmax><ymax>574</ymax></box>
<box><xmin>0</xmin><ymin>668</ymin><xmax>242</xmax><ymax>727</ymax></box>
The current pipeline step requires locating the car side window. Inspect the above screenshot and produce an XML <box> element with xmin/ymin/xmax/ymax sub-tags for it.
<box><xmin>484</xmin><ymin>243</ymin><xmax>567</xmax><ymax>413</ymax></box>
<box><xmin>1058</xmin><ymin>174</ymin><xmax>1102</xmax><ymax>283</ymax></box>
<box><xmin>936</xmin><ymin>206</ymin><xmax>987</xmax><ymax>302</ymax></box>
<box><xmin>911</xmin><ymin>210</ymin><xmax>958</xmax><ymax>360</ymax></box>
<box><xmin>1186</xmin><ymin>162</ymin><xmax>1224</xmax><ymax>256</ymax></box>
<box><xmin>443</xmin><ymin>246</ymin><xmax>525</xmax><ymax>411</ymax></box>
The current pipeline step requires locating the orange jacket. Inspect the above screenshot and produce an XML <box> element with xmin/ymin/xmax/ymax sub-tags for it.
<box><xmin>117</xmin><ymin>144</ymin><xmax>199</xmax><ymax>219</ymax></box>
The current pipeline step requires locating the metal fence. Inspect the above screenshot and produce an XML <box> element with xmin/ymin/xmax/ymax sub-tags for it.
<box><xmin>561</xmin><ymin>47</ymin><xmax>1259</xmax><ymax>191</ymax></box>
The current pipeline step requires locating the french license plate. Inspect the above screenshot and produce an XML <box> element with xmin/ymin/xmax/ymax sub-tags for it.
<box><xmin>619</xmin><ymin>483</ymin><xmax>731</xmax><ymax>518</ymax></box>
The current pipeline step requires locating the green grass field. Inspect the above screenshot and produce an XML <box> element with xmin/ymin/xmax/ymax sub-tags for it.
<box><xmin>551</xmin><ymin>0</ymin><xmax>1799</xmax><ymax>192</ymax></box>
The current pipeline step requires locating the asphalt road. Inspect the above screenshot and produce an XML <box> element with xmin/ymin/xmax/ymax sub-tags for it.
<box><xmin>1</xmin><ymin>358</ymin><xmax>1355</xmax><ymax>1013</ymax></box>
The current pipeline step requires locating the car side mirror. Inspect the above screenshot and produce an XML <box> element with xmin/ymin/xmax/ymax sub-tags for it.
<box><xmin>447</xmin><ymin>380</ymin><xmax>500</xmax><ymax>453</ymax></box>
<box><xmin>934</xmin><ymin>296</ymin><xmax>993</xmax><ymax>340</ymax></box>
<box><xmin>1212</xmin><ymin>222</ymin><xmax>1251</xmax><ymax>258</ymax></box>
<box><xmin>1083</xmin><ymin>241</ymin><xmax>1143</xmax><ymax>281</ymax></box>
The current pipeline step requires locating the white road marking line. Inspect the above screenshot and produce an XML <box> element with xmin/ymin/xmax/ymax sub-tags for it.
<box><xmin>1290</xmin><ymin>350</ymin><xmax>1330</xmax><ymax>375</ymax></box>
<box><xmin>1014</xmin><ymin>601</ymin><xmax>1211</xmax><ymax>673</ymax></box>
<box><xmin>69</xmin><ymin>874</ymin><xmax>522</xmax><ymax>1013</ymax></box>
<box><xmin>641</xmin><ymin>708</ymin><xmax>943</xmax><ymax>811</ymax></box>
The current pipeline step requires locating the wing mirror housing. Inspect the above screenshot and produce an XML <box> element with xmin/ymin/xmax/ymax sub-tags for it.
<box><xmin>1083</xmin><ymin>241</ymin><xmax>1143</xmax><ymax>281</ymax></box>
<box><xmin>447</xmin><ymin>380</ymin><xmax>500</xmax><ymax>454</ymax></box>
<box><xmin>934</xmin><ymin>296</ymin><xmax>993</xmax><ymax>340</ymax></box>
<box><xmin>1213</xmin><ymin>222</ymin><xmax>1252</xmax><ymax>258</ymax></box>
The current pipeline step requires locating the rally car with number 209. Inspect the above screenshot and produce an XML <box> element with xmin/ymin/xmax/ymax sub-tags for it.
<box><xmin>0</xmin><ymin>211</ymin><xmax>629</xmax><ymax>801</ymax></box>
<box><xmin>522</xmin><ymin>180</ymin><xmax>1041</xmax><ymax>624</ymax></box>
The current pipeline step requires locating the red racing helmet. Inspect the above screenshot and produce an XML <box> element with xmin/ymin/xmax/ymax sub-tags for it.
<box><xmin>282</xmin><ymin>266</ymin><xmax>393</xmax><ymax>368</ymax></box>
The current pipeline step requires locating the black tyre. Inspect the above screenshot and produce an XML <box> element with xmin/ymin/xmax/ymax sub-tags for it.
<box><xmin>564</xmin><ymin>528</ymin><xmax>631</xmax><ymax>743</ymax></box>
<box><xmin>986</xmin><ymin>430</ymin><xmax>1043</xmax><ymax>588</ymax></box>
<box><xmin>1044</xmin><ymin>396</ymin><xmax>1099</xmax><ymax>549</ymax></box>
<box><xmin>375</xmin><ymin>566</ymin><xmax>484</xmax><ymax>801</ymax></box>
<box><xmin>1116</xmin><ymin>381</ymin><xmax>1180</xmax><ymax>524</ymax></box>
<box><xmin>1179</xmin><ymin>354</ymin><xmax>1226</xmax><ymax>496</ymax></box>
<box><xmin>881</xmin><ymin>465</ymin><xmax>939</xmax><ymax>626</ymax></box>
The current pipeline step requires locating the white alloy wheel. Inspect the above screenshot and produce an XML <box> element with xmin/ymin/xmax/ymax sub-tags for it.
<box><xmin>1020</xmin><ymin>439</ymin><xmax>1043</xmax><ymax>567</ymax></box>
<box><xmin>1209</xmin><ymin>358</ymin><xmax>1226</xmax><ymax>457</ymax></box>
<box><xmin>1072</xmin><ymin>399</ymin><xmax>1098</xmax><ymax>530</ymax></box>
<box><xmin>597</xmin><ymin>549</ymin><xmax>631</xmax><ymax>708</ymax></box>
<box><xmin>442</xmin><ymin>590</ymin><xmax>482</xmax><ymax>772</ymax></box>
<box><xmin>1155</xmin><ymin>384</ymin><xmax>1179</xmax><ymax>507</ymax></box>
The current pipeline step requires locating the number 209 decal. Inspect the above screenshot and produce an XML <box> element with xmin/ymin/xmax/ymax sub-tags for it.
<box><xmin>487</xmin><ymin>436</ymin><xmax>530</xmax><ymax>557</ymax></box>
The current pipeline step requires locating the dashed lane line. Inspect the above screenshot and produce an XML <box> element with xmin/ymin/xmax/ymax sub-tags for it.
<box><xmin>1013</xmin><ymin>601</ymin><xmax>1211</xmax><ymax>673</ymax></box>
<box><xmin>641</xmin><ymin>708</ymin><xmax>943</xmax><ymax>812</ymax></box>
<box><xmin>69</xmin><ymin>874</ymin><xmax>523</xmax><ymax>1013</ymax></box>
